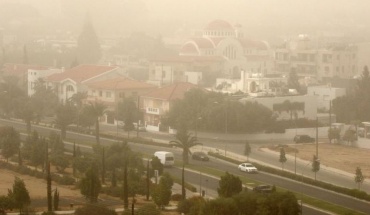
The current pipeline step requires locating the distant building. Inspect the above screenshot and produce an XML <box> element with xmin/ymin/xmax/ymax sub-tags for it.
<box><xmin>140</xmin><ymin>82</ymin><xmax>202</xmax><ymax>132</ymax></box>
<box><xmin>274</xmin><ymin>34</ymin><xmax>358</xmax><ymax>80</ymax></box>
<box><xmin>85</xmin><ymin>77</ymin><xmax>157</xmax><ymax>125</ymax></box>
<box><xmin>148</xmin><ymin>20</ymin><xmax>274</xmax><ymax>87</ymax></box>
<box><xmin>28</xmin><ymin>68</ymin><xmax>63</xmax><ymax>96</ymax></box>
<box><xmin>307</xmin><ymin>85</ymin><xmax>346</xmax><ymax>111</ymax></box>
<box><xmin>240</xmin><ymin>95</ymin><xmax>318</xmax><ymax>121</ymax></box>
<box><xmin>45</xmin><ymin>64</ymin><xmax>124</xmax><ymax>103</ymax></box>
<box><xmin>1</xmin><ymin>63</ymin><xmax>49</xmax><ymax>91</ymax></box>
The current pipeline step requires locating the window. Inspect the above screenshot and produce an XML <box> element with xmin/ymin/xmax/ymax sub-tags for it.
<box><xmin>66</xmin><ymin>85</ymin><xmax>74</xmax><ymax>92</ymax></box>
<box><xmin>119</xmin><ymin>92</ymin><xmax>125</xmax><ymax>98</ymax></box>
<box><xmin>99</xmin><ymin>91</ymin><xmax>102</xmax><ymax>97</ymax></box>
<box><xmin>106</xmin><ymin>92</ymin><xmax>111</xmax><ymax>98</ymax></box>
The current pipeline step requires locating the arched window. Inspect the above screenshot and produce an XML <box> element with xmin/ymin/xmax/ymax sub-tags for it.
<box><xmin>66</xmin><ymin>85</ymin><xmax>74</xmax><ymax>92</ymax></box>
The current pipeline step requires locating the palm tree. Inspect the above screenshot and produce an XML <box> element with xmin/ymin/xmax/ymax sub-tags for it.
<box><xmin>83</xmin><ymin>101</ymin><xmax>107</xmax><ymax>144</ymax></box>
<box><xmin>169</xmin><ymin>124</ymin><xmax>201</xmax><ymax>164</ymax></box>
<box><xmin>69</xmin><ymin>92</ymin><xmax>87</xmax><ymax>129</ymax></box>
<box><xmin>54</xmin><ymin>103</ymin><xmax>77</xmax><ymax>139</ymax></box>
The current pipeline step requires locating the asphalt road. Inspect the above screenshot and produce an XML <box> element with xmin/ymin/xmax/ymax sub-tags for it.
<box><xmin>1</xmin><ymin>119</ymin><xmax>369</xmax><ymax>214</ymax></box>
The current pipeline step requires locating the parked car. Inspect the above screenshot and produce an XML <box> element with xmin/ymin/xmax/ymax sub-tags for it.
<box><xmin>192</xmin><ymin>151</ymin><xmax>209</xmax><ymax>161</ymax></box>
<box><xmin>238</xmin><ymin>163</ymin><xmax>258</xmax><ymax>173</ymax></box>
<box><xmin>253</xmin><ymin>184</ymin><xmax>274</xmax><ymax>193</ymax></box>
<box><xmin>294</xmin><ymin>135</ymin><xmax>315</xmax><ymax>143</ymax></box>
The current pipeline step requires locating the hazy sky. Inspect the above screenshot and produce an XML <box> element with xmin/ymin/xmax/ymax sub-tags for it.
<box><xmin>1</xmin><ymin>0</ymin><xmax>370</xmax><ymax>39</ymax></box>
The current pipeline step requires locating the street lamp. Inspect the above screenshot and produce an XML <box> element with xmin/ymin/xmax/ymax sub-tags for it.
<box><xmin>213</xmin><ymin>100</ymin><xmax>228</xmax><ymax>134</ymax></box>
<box><xmin>195</xmin><ymin>117</ymin><xmax>202</xmax><ymax>138</ymax></box>
<box><xmin>300</xmin><ymin>162</ymin><xmax>311</xmax><ymax>214</ymax></box>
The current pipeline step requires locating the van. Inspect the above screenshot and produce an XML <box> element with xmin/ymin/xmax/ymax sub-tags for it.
<box><xmin>154</xmin><ymin>151</ymin><xmax>174</xmax><ymax>167</ymax></box>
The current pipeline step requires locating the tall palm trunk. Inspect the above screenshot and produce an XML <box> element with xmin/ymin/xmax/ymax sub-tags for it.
<box><xmin>95</xmin><ymin>118</ymin><xmax>100</xmax><ymax>144</ymax></box>
<box><xmin>183</xmin><ymin>148</ymin><xmax>189</xmax><ymax>164</ymax></box>
<box><xmin>26</xmin><ymin>119</ymin><xmax>31</xmax><ymax>135</ymax></box>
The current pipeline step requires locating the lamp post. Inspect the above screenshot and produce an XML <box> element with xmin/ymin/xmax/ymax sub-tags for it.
<box><xmin>213</xmin><ymin>100</ymin><xmax>228</xmax><ymax>134</ymax></box>
<box><xmin>300</xmin><ymin>162</ymin><xmax>311</xmax><ymax>214</ymax></box>
<box><xmin>195</xmin><ymin>117</ymin><xmax>202</xmax><ymax>138</ymax></box>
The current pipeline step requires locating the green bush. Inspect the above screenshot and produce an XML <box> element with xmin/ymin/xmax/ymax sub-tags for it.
<box><xmin>74</xmin><ymin>204</ymin><xmax>116</xmax><ymax>215</ymax></box>
<box><xmin>136</xmin><ymin>203</ymin><xmax>160</xmax><ymax>215</ymax></box>
<box><xmin>171</xmin><ymin>193</ymin><xmax>183</xmax><ymax>201</ymax></box>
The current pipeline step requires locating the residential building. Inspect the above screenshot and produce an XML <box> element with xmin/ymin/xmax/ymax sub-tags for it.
<box><xmin>216</xmin><ymin>71</ymin><xmax>287</xmax><ymax>94</ymax></box>
<box><xmin>274</xmin><ymin>34</ymin><xmax>358</xmax><ymax>80</ymax></box>
<box><xmin>148</xmin><ymin>20</ymin><xmax>274</xmax><ymax>87</ymax></box>
<box><xmin>1</xmin><ymin>63</ymin><xmax>48</xmax><ymax>90</ymax></box>
<box><xmin>85</xmin><ymin>77</ymin><xmax>157</xmax><ymax>125</ymax></box>
<box><xmin>28</xmin><ymin>68</ymin><xmax>63</xmax><ymax>96</ymax></box>
<box><xmin>45</xmin><ymin>64</ymin><xmax>124</xmax><ymax>103</ymax></box>
<box><xmin>307</xmin><ymin>85</ymin><xmax>346</xmax><ymax>111</ymax></box>
<box><xmin>141</xmin><ymin>82</ymin><xmax>201</xmax><ymax>132</ymax></box>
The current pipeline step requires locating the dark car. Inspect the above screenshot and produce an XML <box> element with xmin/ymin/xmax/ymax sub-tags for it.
<box><xmin>253</xmin><ymin>184</ymin><xmax>274</xmax><ymax>193</ymax></box>
<box><xmin>294</xmin><ymin>135</ymin><xmax>315</xmax><ymax>143</ymax></box>
<box><xmin>192</xmin><ymin>151</ymin><xmax>209</xmax><ymax>161</ymax></box>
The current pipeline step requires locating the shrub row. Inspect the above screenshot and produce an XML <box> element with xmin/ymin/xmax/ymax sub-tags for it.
<box><xmin>208</xmin><ymin>152</ymin><xmax>370</xmax><ymax>201</ymax></box>
<box><xmin>0</xmin><ymin>160</ymin><xmax>75</xmax><ymax>186</ymax></box>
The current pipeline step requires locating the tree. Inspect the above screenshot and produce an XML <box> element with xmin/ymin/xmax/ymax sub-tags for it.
<box><xmin>343</xmin><ymin>129</ymin><xmax>357</xmax><ymax>146</ymax></box>
<box><xmin>54</xmin><ymin>103</ymin><xmax>77</xmax><ymax>139</ymax></box>
<box><xmin>0</xmin><ymin>126</ymin><xmax>20</xmax><ymax>161</ymax></box>
<box><xmin>150</xmin><ymin>156</ymin><xmax>164</xmax><ymax>175</ymax></box>
<box><xmin>217</xmin><ymin>172</ymin><xmax>242</xmax><ymax>198</ymax></box>
<box><xmin>14</xmin><ymin>96</ymin><xmax>37</xmax><ymax>134</ymax></box>
<box><xmin>169</xmin><ymin>123</ymin><xmax>201</xmax><ymax>164</ymax></box>
<box><xmin>244</xmin><ymin>141</ymin><xmax>251</xmax><ymax>161</ymax></box>
<box><xmin>79</xmin><ymin>164</ymin><xmax>101</xmax><ymax>203</ymax></box>
<box><xmin>69</xmin><ymin>92</ymin><xmax>87</xmax><ymax>130</ymax></box>
<box><xmin>8</xmin><ymin>177</ymin><xmax>30</xmax><ymax>213</ymax></box>
<box><xmin>116</xmin><ymin>97</ymin><xmax>138</xmax><ymax>137</ymax></box>
<box><xmin>136</xmin><ymin>203</ymin><xmax>160</xmax><ymax>215</ymax></box>
<box><xmin>201</xmin><ymin>197</ymin><xmax>238</xmax><ymax>215</ymax></box>
<box><xmin>312</xmin><ymin>155</ymin><xmax>320</xmax><ymax>180</ymax></box>
<box><xmin>0</xmin><ymin>195</ymin><xmax>13</xmax><ymax>212</ymax></box>
<box><xmin>74</xmin><ymin>204</ymin><xmax>116</xmax><ymax>215</ymax></box>
<box><xmin>31</xmin><ymin>78</ymin><xmax>59</xmax><ymax>123</ymax></box>
<box><xmin>76</xmin><ymin>15</ymin><xmax>102</xmax><ymax>64</ymax></box>
<box><xmin>328</xmin><ymin>128</ymin><xmax>341</xmax><ymax>144</ymax></box>
<box><xmin>279</xmin><ymin>147</ymin><xmax>287</xmax><ymax>170</ymax></box>
<box><xmin>354</xmin><ymin>167</ymin><xmax>365</xmax><ymax>190</ymax></box>
<box><xmin>46</xmin><ymin>162</ymin><xmax>52</xmax><ymax>212</ymax></box>
<box><xmin>50</xmin><ymin>154</ymin><xmax>69</xmax><ymax>173</ymax></box>
<box><xmin>53</xmin><ymin>188</ymin><xmax>59</xmax><ymax>211</ymax></box>
<box><xmin>151</xmin><ymin>173</ymin><xmax>173</xmax><ymax>209</ymax></box>
<box><xmin>83</xmin><ymin>101</ymin><xmax>107</xmax><ymax>144</ymax></box>
<box><xmin>273</xmin><ymin>100</ymin><xmax>304</xmax><ymax>123</ymax></box>
<box><xmin>31</xmin><ymin>137</ymin><xmax>47</xmax><ymax>170</ymax></box>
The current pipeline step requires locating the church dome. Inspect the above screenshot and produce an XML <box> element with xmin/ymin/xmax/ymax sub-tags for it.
<box><xmin>204</xmin><ymin>20</ymin><xmax>234</xmax><ymax>30</ymax></box>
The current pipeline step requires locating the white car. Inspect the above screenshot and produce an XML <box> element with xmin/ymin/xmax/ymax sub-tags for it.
<box><xmin>238</xmin><ymin>163</ymin><xmax>258</xmax><ymax>173</ymax></box>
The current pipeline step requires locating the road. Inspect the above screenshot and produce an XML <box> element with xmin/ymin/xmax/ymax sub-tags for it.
<box><xmin>1</xmin><ymin>119</ymin><xmax>369</xmax><ymax>214</ymax></box>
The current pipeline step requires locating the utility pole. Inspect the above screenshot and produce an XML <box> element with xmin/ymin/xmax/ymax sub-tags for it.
<box><xmin>316</xmin><ymin>117</ymin><xmax>319</xmax><ymax>158</ymax></box>
<box><xmin>329</xmin><ymin>99</ymin><xmax>332</xmax><ymax>144</ymax></box>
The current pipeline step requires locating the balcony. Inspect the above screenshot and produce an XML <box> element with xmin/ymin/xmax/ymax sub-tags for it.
<box><xmin>146</xmin><ymin>107</ymin><xmax>162</xmax><ymax>115</ymax></box>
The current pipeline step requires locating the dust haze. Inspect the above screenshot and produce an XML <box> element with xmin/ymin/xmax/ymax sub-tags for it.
<box><xmin>1</xmin><ymin>0</ymin><xmax>370</xmax><ymax>42</ymax></box>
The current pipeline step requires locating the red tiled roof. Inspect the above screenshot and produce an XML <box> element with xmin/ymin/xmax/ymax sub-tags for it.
<box><xmin>180</xmin><ymin>43</ymin><xmax>199</xmax><ymax>54</ymax></box>
<box><xmin>46</xmin><ymin>64</ymin><xmax>118</xmax><ymax>83</ymax></box>
<box><xmin>239</xmin><ymin>39</ymin><xmax>269</xmax><ymax>50</ymax></box>
<box><xmin>86</xmin><ymin>77</ymin><xmax>156</xmax><ymax>91</ymax></box>
<box><xmin>204</xmin><ymin>20</ymin><xmax>234</xmax><ymax>30</ymax></box>
<box><xmin>189</xmin><ymin>38</ymin><xmax>215</xmax><ymax>49</ymax></box>
<box><xmin>149</xmin><ymin>55</ymin><xmax>225</xmax><ymax>63</ymax></box>
<box><xmin>142</xmin><ymin>82</ymin><xmax>201</xmax><ymax>101</ymax></box>
<box><xmin>2</xmin><ymin>63</ymin><xmax>48</xmax><ymax>76</ymax></box>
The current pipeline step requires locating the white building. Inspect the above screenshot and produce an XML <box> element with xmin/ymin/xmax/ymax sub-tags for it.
<box><xmin>240</xmin><ymin>95</ymin><xmax>318</xmax><ymax>121</ymax></box>
<box><xmin>307</xmin><ymin>85</ymin><xmax>346</xmax><ymax>111</ymax></box>
<box><xmin>28</xmin><ymin>68</ymin><xmax>63</xmax><ymax>96</ymax></box>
